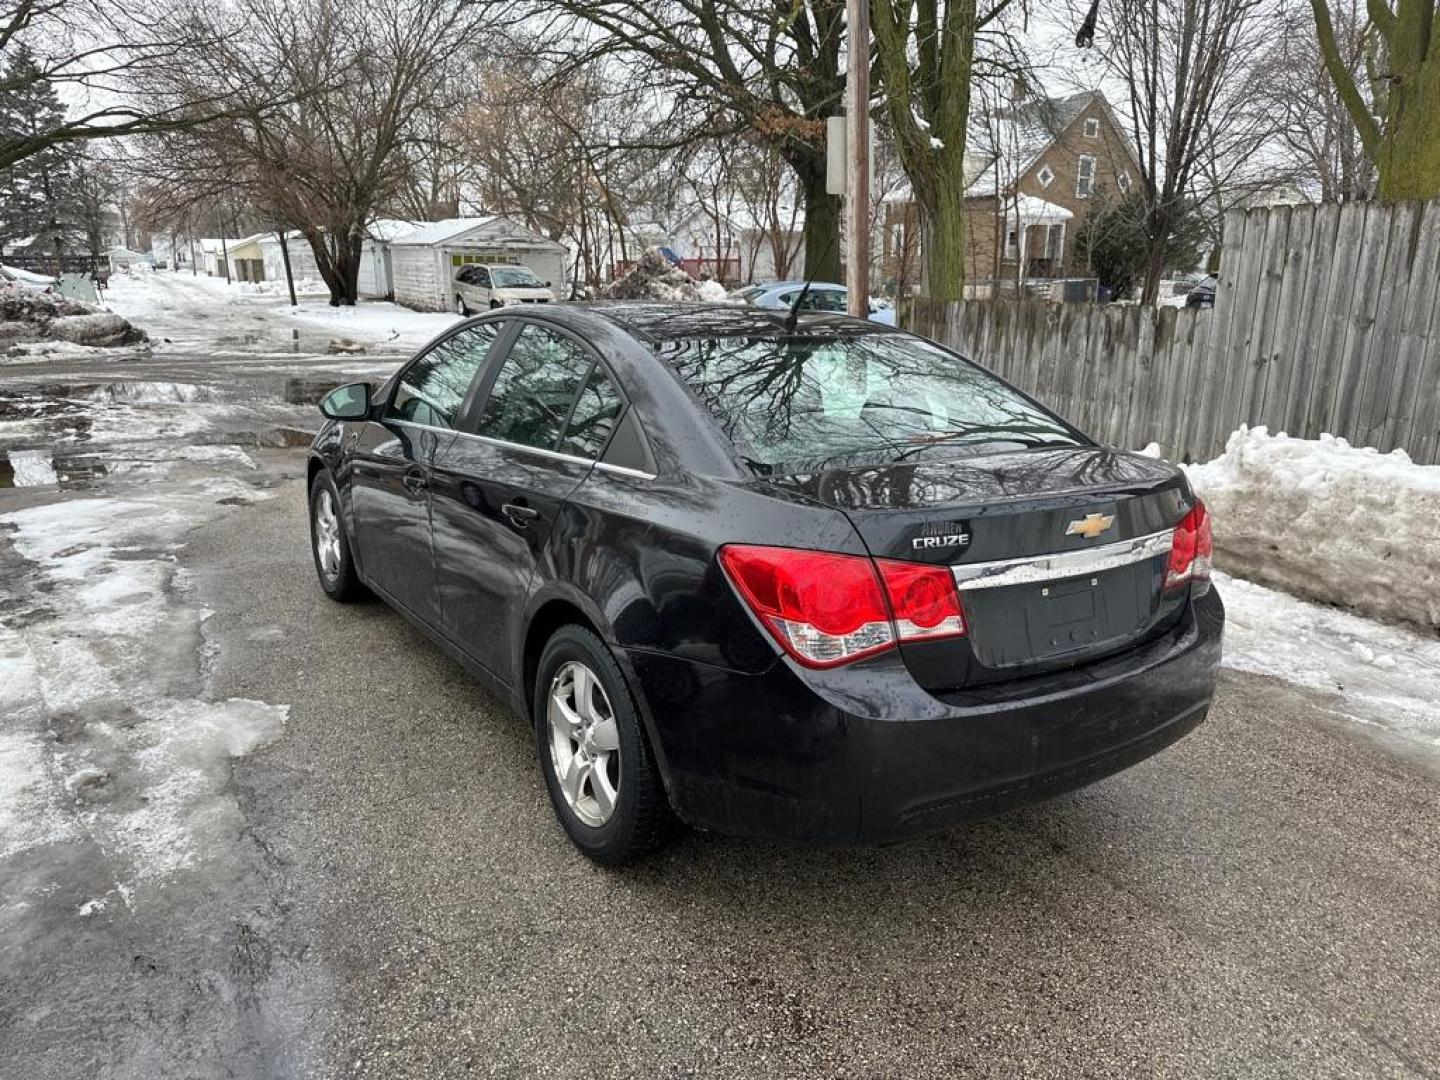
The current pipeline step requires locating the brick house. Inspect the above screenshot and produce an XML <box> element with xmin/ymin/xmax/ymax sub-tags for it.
<box><xmin>882</xmin><ymin>90</ymin><xmax>1140</xmax><ymax>292</ymax></box>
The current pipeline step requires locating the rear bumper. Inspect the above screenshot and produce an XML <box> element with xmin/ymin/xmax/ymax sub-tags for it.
<box><xmin>623</xmin><ymin>588</ymin><xmax>1223</xmax><ymax>845</ymax></box>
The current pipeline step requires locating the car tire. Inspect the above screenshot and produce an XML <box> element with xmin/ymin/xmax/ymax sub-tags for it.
<box><xmin>309</xmin><ymin>471</ymin><xmax>367</xmax><ymax>603</ymax></box>
<box><xmin>533</xmin><ymin>625</ymin><xmax>674</xmax><ymax>864</ymax></box>
<box><xmin>455</xmin><ymin>294</ymin><xmax>470</xmax><ymax>316</ymax></box>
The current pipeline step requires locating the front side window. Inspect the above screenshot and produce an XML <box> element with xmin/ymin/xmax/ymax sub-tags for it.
<box><xmin>662</xmin><ymin>334</ymin><xmax>1084</xmax><ymax>473</ymax></box>
<box><xmin>475</xmin><ymin>268</ymin><xmax>491</xmax><ymax>287</ymax></box>
<box><xmin>388</xmin><ymin>322</ymin><xmax>501</xmax><ymax>428</ymax></box>
<box><xmin>476</xmin><ymin>323</ymin><xmax>592</xmax><ymax>450</ymax></box>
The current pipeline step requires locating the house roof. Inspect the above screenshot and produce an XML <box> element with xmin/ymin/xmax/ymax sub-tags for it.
<box><xmin>389</xmin><ymin>216</ymin><xmax>567</xmax><ymax>250</ymax></box>
<box><xmin>366</xmin><ymin>218</ymin><xmax>421</xmax><ymax>242</ymax></box>
<box><xmin>390</xmin><ymin>217</ymin><xmax>500</xmax><ymax>246</ymax></box>
<box><xmin>1004</xmin><ymin>195</ymin><xmax>1073</xmax><ymax>223</ymax></box>
<box><xmin>967</xmin><ymin>90</ymin><xmax>1129</xmax><ymax>197</ymax></box>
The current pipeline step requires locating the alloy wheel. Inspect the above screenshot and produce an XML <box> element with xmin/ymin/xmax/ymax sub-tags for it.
<box><xmin>547</xmin><ymin>660</ymin><xmax>621</xmax><ymax>827</ymax></box>
<box><xmin>313</xmin><ymin>488</ymin><xmax>342</xmax><ymax>583</ymax></box>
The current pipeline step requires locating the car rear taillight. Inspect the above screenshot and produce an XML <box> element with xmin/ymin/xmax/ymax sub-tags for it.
<box><xmin>875</xmin><ymin>559</ymin><xmax>966</xmax><ymax>641</ymax></box>
<box><xmin>719</xmin><ymin>545</ymin><xmax>965</xmax><ymax>669</ymax></box>
<box><xmin>1165</xmin><ymin>500</ymin><xmax>1213</xmax><ymax>593</ymax></box>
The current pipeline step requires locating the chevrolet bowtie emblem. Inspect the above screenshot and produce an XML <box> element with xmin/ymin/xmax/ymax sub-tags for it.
<box><xmin>1066</xmin><ymin>513</ymin><xmax>1115</xmax><ymax>539</ymax></box>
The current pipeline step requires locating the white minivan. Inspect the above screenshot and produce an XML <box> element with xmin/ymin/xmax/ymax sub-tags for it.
<box><xmin>453</xmin><ymin>264</ymin><xmax>555</xmax><ymax>314</ymax></box>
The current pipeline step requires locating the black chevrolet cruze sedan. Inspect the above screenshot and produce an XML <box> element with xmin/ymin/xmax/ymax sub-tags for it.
<box><xmin>307</xmin><ymin>303</ymin><xmax>1223</xmax><ymax>863</ymax></box>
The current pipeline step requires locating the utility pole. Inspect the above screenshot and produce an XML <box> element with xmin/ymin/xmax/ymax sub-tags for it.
<box><xmin>844</xmin><ymin>0</ymin><xmax>871</xmax><ymax>319</ymax></box>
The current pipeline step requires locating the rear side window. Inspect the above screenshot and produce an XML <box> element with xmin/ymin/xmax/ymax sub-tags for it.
<box><xmin>388</xmin><ymin>323</ymin><xmax>500</xmax><ymax>428</ymax></box>
<box><xmin>476</xmin><ymin>324</ymin><xmax>591</xmax><ymax>451</ymax></box>
<box><xmin>660</xmin><ymin>333</ymin><xmax>1084</xmax><ymax>472</ymax></box>
<box><xmin>559</xmin><ymin>367</ymin><xmax>623</xmax><ymax>459</ymax></box>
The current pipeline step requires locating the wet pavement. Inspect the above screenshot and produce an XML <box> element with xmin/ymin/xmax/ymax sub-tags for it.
<box><xmin>2</xmin><ymin>279</ymin><xmax>1439</xmax><ymax>1079</ymax></box>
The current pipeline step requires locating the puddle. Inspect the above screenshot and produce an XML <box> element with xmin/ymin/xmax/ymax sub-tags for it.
<box><xmin>0</xmin><ymin>377</ymin><xmax>319</xmax><ymax>489</ymax></box>
<box><xmin>214</xmin><ymin>327</ymin><xmax>339</xmax><ymax>355</ymax></box>
<box><xmin>282</xmin><ymin>377</ymin><xmax>344</xmax><ymax>406</ymax></box>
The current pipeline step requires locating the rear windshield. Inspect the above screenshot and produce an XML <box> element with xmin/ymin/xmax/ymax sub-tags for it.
<box><xmin>662</xmin><ymin>333</ymin><xmax>1084</xmax><ymax>472</ymax></box>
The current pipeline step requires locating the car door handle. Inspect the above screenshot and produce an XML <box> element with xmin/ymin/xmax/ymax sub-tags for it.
<box><xmin>402</xmin><ymin>471</ymin><xmax>428</xmax><ymax>494</ymax></box>
<box><xmin>501</xmin><ymin>502</ymin><xmax>539</xmax><ymax>528</ymax></box>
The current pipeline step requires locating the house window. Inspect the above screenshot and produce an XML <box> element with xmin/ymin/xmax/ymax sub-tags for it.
<box><xmin>1077</xmin><ymin>156</ymin><xmax>1097</xmax><ymax>198</ymax></box>
<box><xmin>1117</xmin><ymin>170</ymin><xmax>1132</xmax><ymax>194</ymax></box>
<box><xmin>1084</xmin><ymin>117</ymin><xmax>1100</xmax><ymax>138</ymax></box>
<box><xmin>1005</xmin><ymin>227</ymin><xmax>1019</xmax><ymax>261</ymax></box>
<box><xmin>1044</xmin><ymin>223</ymin><xmax>1066</xmax><ymax>260</ymax></box>
<box><xmin>1037</xmin><ymin>164</ymin><xmax>1055</xmax><ymax>188</ymax></box>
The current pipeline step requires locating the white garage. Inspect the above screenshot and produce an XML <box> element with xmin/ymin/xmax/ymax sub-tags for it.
<box><xmin>357</xmin><ymin>219</ymin><xmax>418</xmax><ymax>300</ymax></box>
<box><xmin>389</xmin><ymin>217</ymin><xmax>568</xmax><ymax>312</ymax></box>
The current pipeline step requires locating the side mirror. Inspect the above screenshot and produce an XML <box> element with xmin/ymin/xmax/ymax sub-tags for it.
<box><xmin>544</xmin><ymin>280</ymin><xmax>552</xmax><ymax>288</ymax></box>
<box><xmin>319</xmin><ymin>382</ymin><xmax>371</xmax><ymax>421</ymax></box>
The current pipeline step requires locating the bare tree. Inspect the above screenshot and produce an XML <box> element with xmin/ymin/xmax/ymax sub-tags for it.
<box><xmin>0</xmin><ymin>0</ymin><xmax>279</xmax><ymax>170</ymax></box>
<box><xmin>1310</xmin><ymin>0</ymin><xmax>1440</xmax><ymax>200</ymax></box>
<box><xmin>1091</xmin><ymin>0</ymin><xmax>1281</xmax><ymax>302</ymax></box>
<box><xmin>524</xmin><ymin>0</ymin><xmax>847</xmax><ymax>282</ymax></box>
<box><xmin>144</xmin><ymin>0</ymin><xmax>492</xmax><ymax>305</ymax></box>
<box><xmin>1253</xmin><ymin>1</ymin><xmax>1376</xmax><ymax>201</ymax></box>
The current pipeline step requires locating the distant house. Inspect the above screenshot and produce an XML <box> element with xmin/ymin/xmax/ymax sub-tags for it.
<box><xmin>195</xmin><ymin>238</ymin><xmax>239</xmax><ymax>278</ymax></box>
<box><xmin>389</xmin><ymin>217</ymin><xmax>568</xmax><ymax>312</ymax></box>
<box><xmin>225</xmin><ymin>234</ymin><xmax>269</xmax><ymax>282</ymax></box>
<box><xmin>882</xmin><ymin>90</ymin><xmax>1141</xmax><ymax>291</ymax></box>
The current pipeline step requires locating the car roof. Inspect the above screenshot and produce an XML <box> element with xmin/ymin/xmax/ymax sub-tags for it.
<box><xmin>565</xmin><ymin>302</ymin><xmax>890</xmax><ymax>343</ymax></box>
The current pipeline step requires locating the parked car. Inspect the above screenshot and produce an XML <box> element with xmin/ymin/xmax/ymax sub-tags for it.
<box><xmin>453</xmin><ymin>263</ymin><xmax>555</xmax><ymax>314</ymax></box>
<box><xmin>738</xmin><ymin>280</ymin><xmax>897</xmax><ymax>325</ymax></box>
<box><xmin>307</xmin><ymin>304</ymin><xmax>1222</xmax><ymax>863</ymax></box>
<box><xmin>1185</xmin><ymin>274</ymin><xmax>1217</xmax><ymax>308</ymax></box>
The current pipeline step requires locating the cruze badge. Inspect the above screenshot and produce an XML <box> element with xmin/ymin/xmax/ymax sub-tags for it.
<box><xmin>912</xmin><ymin>533</ymin><xmax>970</xmax><ymax>551</ymax></box>
<box><xmin>1065</xmin><ymin>513</ymin><xmax>1116</xmax><ymax>539</ymax></box>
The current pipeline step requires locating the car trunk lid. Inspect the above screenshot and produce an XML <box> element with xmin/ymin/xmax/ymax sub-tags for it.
<box><xmin>760</xmin><ymin>446</ymin><xmax>1192</xmax><ymax>689</ymax></box>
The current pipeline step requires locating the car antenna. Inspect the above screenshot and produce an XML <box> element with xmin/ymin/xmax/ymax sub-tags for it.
<box><xmin>783</xmin><ymin>281</ymin><xmax>812</xmax><ymax>336</ymax></box>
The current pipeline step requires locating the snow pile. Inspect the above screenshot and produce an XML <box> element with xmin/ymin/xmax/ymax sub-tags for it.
<box><xmin>603</xmin><ymin>248</ymin><xmax>728</xmax><ymax>302</ymax></box>
<box><xmin>1185</xmin><ymin>426</ymin><xmax>1440</xmax><ymax>631</ymax></box>
<box><xmin>0</xmin><ymin>282</ymin><xmax>148</xmax><ymax>351</ymax></box>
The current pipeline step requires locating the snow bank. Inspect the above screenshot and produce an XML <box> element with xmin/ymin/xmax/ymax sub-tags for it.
<box><xmin>48</xmin><ymin>311</ymin><xmax>147</xmax><ymax>347</ymax></box>
<box><xmin>0</xmin><ymin>282</ymin><xmax>148</xmax><ymax>351</ymax></box>
<box><xmin>1184</xmin><ymin>426</ymin><xmax>1440</xmax><ymax>631</ymax></box>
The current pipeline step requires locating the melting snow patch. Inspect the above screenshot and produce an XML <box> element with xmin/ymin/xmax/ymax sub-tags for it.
<box><xmin>0</xmin><ymin>474</ymin><xmax>286</xmax><ymax>899</ymax></box>
<box><xmin>1218</xmin><ymin>571</ymin><xmax>1440</xmax><ymax>749</ymax></box>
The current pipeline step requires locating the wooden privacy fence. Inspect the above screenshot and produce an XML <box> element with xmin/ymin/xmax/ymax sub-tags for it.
<box><xmin>909</xmin><ymin>199</ymin><xmax>1440</xmax><ymax>465</ymax></box>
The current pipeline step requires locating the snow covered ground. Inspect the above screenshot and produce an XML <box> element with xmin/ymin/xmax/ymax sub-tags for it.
<box><xmin>105</xmin><ymin>268</ymin><xmax>459</xmax><ymax>352</ymax></box>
